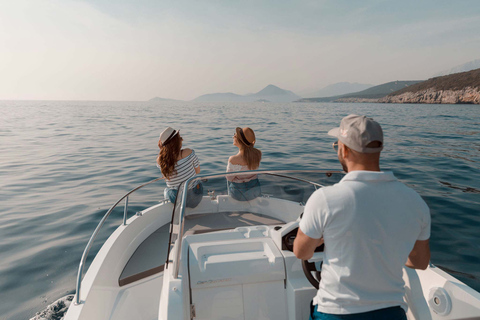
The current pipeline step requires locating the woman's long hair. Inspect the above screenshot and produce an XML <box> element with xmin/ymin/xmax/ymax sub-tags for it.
<box><xmin>238</xmin><ymin>139</ymin><xmax>262</xmax><ymax>170</ymax></box>
<box><xmin>157</xmin><ymin>134</ymin><xmax>182</xmax><ymax>179</ymax></box>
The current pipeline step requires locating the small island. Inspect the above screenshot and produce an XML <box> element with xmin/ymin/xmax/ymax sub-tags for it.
<box><xmin>148</xmin><ymin>97</ymin><xmax>180</xmax><ymax>102</ymax></box>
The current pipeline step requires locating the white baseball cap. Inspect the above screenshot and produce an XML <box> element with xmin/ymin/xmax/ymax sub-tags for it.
<box><xmin>328</xmin><ymin>114</ymin><xmax>383</xmax><ymax>153</ymax></box>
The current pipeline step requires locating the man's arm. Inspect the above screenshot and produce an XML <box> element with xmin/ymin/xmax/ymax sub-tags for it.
<box><xmin>405</xmin><ymin>239</ymin><xmax>430</xmax><ymax>270</ymax></box>
<box><xmin>293</xmin><ymin>228</ymin><xmax>324</xmax><ymax>260</ymax></box>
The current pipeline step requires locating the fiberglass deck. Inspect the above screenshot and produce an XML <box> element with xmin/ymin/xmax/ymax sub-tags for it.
<box><xmin>119</xmin><ymin>211</ymin><xmax>285</xmax><ymax>286</ymax></box>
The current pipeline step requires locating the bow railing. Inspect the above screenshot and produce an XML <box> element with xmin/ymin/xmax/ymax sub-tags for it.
<box><xmin>74</xmin><ymin>177</ymin><xmax>165</xmax><ymax>305</ymax></box>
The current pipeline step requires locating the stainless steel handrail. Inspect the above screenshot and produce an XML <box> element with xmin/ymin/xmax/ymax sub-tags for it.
<box><xmin>75</xmin><ymin>176</ymin><xmax>165</xmax><ymax>305</ymax></box>
<box><xmin>172</xmin><ymin>169</ymin><xmax>343</xmax><ymax>278</ymax></box>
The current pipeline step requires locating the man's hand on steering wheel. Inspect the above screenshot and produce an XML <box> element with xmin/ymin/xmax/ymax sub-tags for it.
<box><xmin>293</xmin><ymin>227</ymin><xmax>324</xmax><ymax>289</ymax></box>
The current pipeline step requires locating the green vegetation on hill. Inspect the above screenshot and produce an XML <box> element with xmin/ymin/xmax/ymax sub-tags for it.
<box><xmin>340</xmin><ymin>81</ymin><xmax>422</xmax><ymax>99</ymax></box>
<box><xmin>298</xmin><ymin>80</ymin><xmax>422</xmax><ymax>102</ymax></box>
<box><xmin>389</xmin><ymin>68</ymin><xmax>480</xmax><ymax>96</ymax></box>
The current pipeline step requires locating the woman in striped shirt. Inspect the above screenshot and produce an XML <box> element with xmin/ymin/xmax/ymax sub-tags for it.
<box><xmin>157</xmin><ymin>127</ymin><xmax>203</xmax><ymax>207</ymax></box>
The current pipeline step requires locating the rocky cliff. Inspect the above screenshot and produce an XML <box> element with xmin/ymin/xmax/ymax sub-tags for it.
<box><xmin>378</xmin><ymin>87</ymin><xmax>480</xmax><ymax>104</ymax></box>
<box><xmin>378</xmin><ymin>68</ymin><xmax>480</xmax><ymax>105</ymax></box>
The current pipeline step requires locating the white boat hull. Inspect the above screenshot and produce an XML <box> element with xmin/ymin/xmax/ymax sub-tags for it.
<box><xmin>65</xmin><ymin>180</ymin><xmax>480</xmax><ymax>320</ymax></box>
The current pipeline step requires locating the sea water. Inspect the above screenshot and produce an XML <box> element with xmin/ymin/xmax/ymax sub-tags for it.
<box><xmin>0</xmin><ymin>101</ymin><xmax>479</xmax><ymax>320</ymax></box>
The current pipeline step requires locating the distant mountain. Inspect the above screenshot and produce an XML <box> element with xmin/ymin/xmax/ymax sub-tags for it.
<box><xmin>434</xmin><ymin>59</ymin><xmax>480</xmax><ymax>77</ymax></box>
<box><xmin>246</xmin><ymin>84</ymin><xmax>301</xmax><ymax>102</ymax></box>
<box><xmin>303</xmin><ymin>82</ymin><xmax>374</xmax><ymax>98</ymax></box>
<box><xmin>148</xmin><ymin>97</ymin><xmax>180</xmax><ymax>102</ymax></box>
<box><xmin>298</xmin><ymin>81</ymin><xmax>422</xmax><ymax>102</ymax></box>
<box><xmin>193</xmin><ymin>92</ymin><xmax>247</xmax><ymax>102</ymax></box>
<box><xmin>193</xmin><ymin>85</ymin><xmax>301</xmax><ymax>102</ymax></box>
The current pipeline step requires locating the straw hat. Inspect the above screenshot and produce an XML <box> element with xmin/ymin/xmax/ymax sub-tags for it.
<box><xmin>236</xmin><ymin>127</ymin><xmax>256</xmax><ymax>146</ymax></box>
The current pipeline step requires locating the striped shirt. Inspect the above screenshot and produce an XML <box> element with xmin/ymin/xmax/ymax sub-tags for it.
<box><xmin>157</xmin><ymin>150</ymin><xmax>200</xmax><ymax>189</ymax></box>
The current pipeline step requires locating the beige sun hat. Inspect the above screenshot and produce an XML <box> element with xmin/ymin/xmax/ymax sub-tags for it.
<box><xmin>328</xmin><ymin>114</ymin><xmax>383</xmax><ymax>153</ymax></box>
<box><xmin>236</xmin><ymin>127</ymin><xmax>256</xmax><ymax>146</ymax></box>
<box><xmin>159</xmin><ymin>127</ymin><xmax>179</xmax><ymax>146</ymax></box>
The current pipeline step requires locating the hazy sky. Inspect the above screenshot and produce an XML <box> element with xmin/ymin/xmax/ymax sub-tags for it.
<box><xmin>1</xmin><ymin>0</ymin><xmax>479</xmax><ymax>101</ymax></box>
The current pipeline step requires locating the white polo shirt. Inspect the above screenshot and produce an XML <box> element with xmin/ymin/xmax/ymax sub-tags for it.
<box><xmin>299</xmin><ymin>171</ymin><xmax>430</xmax><ymax>314</ymax></box>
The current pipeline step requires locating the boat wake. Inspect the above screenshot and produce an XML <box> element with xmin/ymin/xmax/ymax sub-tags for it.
<box><xmin>29</xmin><ymin>295</ymin><xmax>74</xmax><ymax>320</ymax></box>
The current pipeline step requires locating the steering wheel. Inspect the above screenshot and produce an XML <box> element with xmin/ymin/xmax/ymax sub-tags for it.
<box><xmin>302</xmin><ymin>259</ymin><xmax>322</xmax><ymax>289</ymax></box>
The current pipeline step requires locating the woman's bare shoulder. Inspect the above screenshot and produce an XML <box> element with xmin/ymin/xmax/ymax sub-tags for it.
<box><xmin>179</xmin><ymin>148</ymin><xmax>193</xmax><ymax>159</ymax></box>
<box><xmin>228</xmin><ymin>154</ymin><xmax>246</xmax><ymax>166</ymax></box>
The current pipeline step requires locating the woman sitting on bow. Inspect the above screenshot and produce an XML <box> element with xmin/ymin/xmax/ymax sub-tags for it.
<box><xmin>226</xmin><ymin>127</ymin><xmax>262</xmax><ymax>201</ymax></box>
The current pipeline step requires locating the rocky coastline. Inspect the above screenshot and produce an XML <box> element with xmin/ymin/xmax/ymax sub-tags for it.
<box><xmin>334</xmin><ymin>87</ymin><xmax>480</xmax><ymax>104</ymax></box>
<box><xmin>378</xmin><ymin>87</ymin><xmax>480</xmax><ymax>104</ymax></box>
<box><xmin>325</xmin><ymin>68</ymin><xmax>480</xmax><ymax>104</ymax></box>
<box><xmin>335</xmin><ymin>97</ymin><xmax>380</xmax><ymax>103</ymax></box>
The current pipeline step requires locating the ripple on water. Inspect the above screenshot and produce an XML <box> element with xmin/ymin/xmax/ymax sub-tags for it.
<box><xmin>0</xmin><ymin>101</ymin><xmax>479</xmax><ymax>320</ymax></box>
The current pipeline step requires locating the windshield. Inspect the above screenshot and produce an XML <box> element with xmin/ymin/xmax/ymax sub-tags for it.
<box><xmin>167</xmin><ymin>170</ymin><xmax>344</xmax><ymax>276</ymax></box>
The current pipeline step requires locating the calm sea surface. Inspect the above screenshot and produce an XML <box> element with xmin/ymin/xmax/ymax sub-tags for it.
<box><xmin>1</xmin><ymin>101</ymin><xmax>479</xmax><ymax>319</ymax></box>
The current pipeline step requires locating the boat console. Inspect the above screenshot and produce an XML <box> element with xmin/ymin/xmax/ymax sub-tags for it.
<box><xmin>182</xmin><ymin>222</ymin><xmax>321</xmax><ymax>320</ymax></box>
